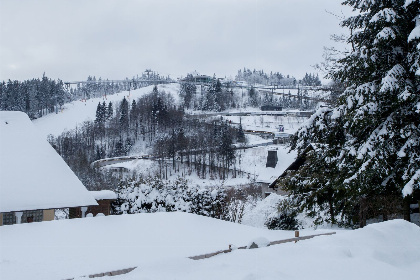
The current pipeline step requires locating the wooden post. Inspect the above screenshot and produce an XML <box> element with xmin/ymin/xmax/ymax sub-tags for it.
<box><xmin>295</xmin><ymin>230</ymin><xmax>299</xmax><ymax>238</ymax></box>
<box><xmin>403</xmin><ymin>195</ymin><xmax>411</xmax><ymax>222</ymax></box>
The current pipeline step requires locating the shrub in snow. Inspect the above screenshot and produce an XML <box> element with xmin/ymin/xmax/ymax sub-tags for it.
<box><xmin>265</xmin><ymin>198</ymin><xmax>300</xmax><ymax>230</ymax></box>
<box><xmin>112</xmin><ymin>176</ymin><xmax>227</xmax><ymax>219</ymax></box>
<box><xmin>265</xmin><ymin>213</ymin><xmax>299</xmax><ymax>231</ymax></box>
<box><xmin>224</xmin><ymin>184</ymin><xmax>262</xmax><ymax>223</ymax></box>
<box><xmin>241</xmin><ymin>193</ymin><xmax>285</xmax><ymax>228</ymax></box>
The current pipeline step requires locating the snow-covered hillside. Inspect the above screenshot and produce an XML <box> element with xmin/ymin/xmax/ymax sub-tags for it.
<box><xmin>0</xmin><ymin>213</ymin><xmax>418</xmax><ymax>280</ymax></box>
<box><xmin>33</xmin><ymin>83</ymin><xmax>180</xmax><ymax>138</ymax></box>
<box><xmin>32</xmin><ymin>82</ymin><xmax>304</xmax><ymax>187</ymax></box>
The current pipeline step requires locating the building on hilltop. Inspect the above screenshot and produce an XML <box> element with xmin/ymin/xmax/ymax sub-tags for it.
<box><xmin>0</xmin><ymin>111</ymin><xmax>98</xmax><ymax>226</ymax></box>
<box><xmin>180</xmin><ymin>74</ymin><xmax>213</xmax><ymax>84</ymax></box>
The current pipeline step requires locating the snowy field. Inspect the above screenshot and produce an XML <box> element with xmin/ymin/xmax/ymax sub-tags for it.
<box><xmin>0</xmin><ymin>213</ymin><xmax>418</xmax><ymax>280</ymax></box>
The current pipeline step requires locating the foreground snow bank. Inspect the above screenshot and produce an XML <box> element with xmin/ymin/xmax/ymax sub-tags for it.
<box><xmin>1</xmin><ymin>213</ymin><xmax>417</xmax><ymax>280</ymax></box>
<box><xmin>104</xmin><ymin>219</ymin><xmax>420</xmax><ymax>280</ymax></box>
<box><xmin>0</xmin><ymin>212</ymin><xmax>322</xmax><ymax>280</ymax></box>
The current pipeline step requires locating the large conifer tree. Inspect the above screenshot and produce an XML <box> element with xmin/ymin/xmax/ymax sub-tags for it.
<box><xmin>283</xmin><ymin>0</ymin><xmax>419</xmax><ymax>226</ymax></box>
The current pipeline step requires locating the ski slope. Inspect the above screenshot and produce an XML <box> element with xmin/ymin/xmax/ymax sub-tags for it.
<box><xmin>33</xmin><ymin>83</ymin><xmax>180</xmax><ymax>138</ymax></box>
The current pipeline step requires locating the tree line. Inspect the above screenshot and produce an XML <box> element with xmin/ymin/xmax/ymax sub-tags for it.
<box><xmin>180</xmin><ymin>78</ymin><xmax>318</xmax><ymax>112</ymax></box>
<box><xmin>235</xmin><ymin>68</ymin><xmax>321</xmax><ymax>87</ymax></box>
<box><xmin>1</xmin><ymin>72</ymin><xmax>170</xmax><ymax>120</ymax></box>
<box><xmin>235</xmin><ymin>68</ymin><xmax>296</xmax><ymax>86</ymax></box>
<box><xmin>0</xmin><ymin>74</ymin><xmax>68</xmax><ymax>119</ymax></box>
<box><xmin>180</xmin><ymin>78</ymin><xmax>238</xmax><ymax>111</ymax></box>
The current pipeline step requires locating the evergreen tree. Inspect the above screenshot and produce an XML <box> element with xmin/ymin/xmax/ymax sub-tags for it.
<box><xmin>219</xmin><ymin>122</ymin><xmax>235</xmax><ymax>179</ymax></box>
<box><xmin>95</xmin><ymin>102</ymin><xmax>106</xmax><ymax>124</ymax></box>
<box><xmin>106</xmin><ymin>101</ymin><xmax>113</xmax><ymax>120</ymax></box>
<box><xmin>283</xmin><ymin>0</ymin><xmax>420</xmax><ymax>226</ymax></box>
<box><xmin>248</xmin><ymin>86</ymin><xmax>258</xmax><ymax>107</ymax></box>
<box><xmin>130</xmin><ymin>99</ymin><xmax>137</xmax><ymax>122</ymax></box>
<box><xmin>237</xmin><ymin>118</ymin><xmax>246</xmax><ymax>143</ymax></box>
<box><xmin>119</xmin><ymin>97</ymin><xmax>129</xmax><ymax>133</ymax></box>
<box><xmin>214</xmin><ymin>79</ymin><xmax>225</xmax><ymax>111</ymax></box>
<box><xmin>114</xmin><ymin>137</ymin><xmax>125</xmax><ymax>157</ymax></box>
<box><xmin>180</xmin><ymin>81</ymin><xmax>196</xmax><ymax>109</ymax></box>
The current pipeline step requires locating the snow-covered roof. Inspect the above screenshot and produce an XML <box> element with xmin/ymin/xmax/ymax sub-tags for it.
<box><xmin>89</xmin><ymin>190</ymin><xmax>117</xmax><ymax>200</ymax></box>
<box><xmin>0</xmin><ymin>111</ymin><xmax>98</xmax><ymax>213</ymax></box>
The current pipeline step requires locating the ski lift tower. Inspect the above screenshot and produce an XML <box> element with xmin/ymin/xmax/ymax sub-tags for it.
<box><xmin>145</xmin><ymin>69</ymin><xmax>152</xmax><ymax>80</ymax></box>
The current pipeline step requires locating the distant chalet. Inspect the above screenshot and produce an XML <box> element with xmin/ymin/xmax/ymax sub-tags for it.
<box><xmin>0</xmin><ymin>111</ymin><xmax>98</xmax><ymax>226</ymax></box>
<box><xmin>180</xmin><ymin>74</ymin><xmax>213</xmax><ymax>84</ymax></box>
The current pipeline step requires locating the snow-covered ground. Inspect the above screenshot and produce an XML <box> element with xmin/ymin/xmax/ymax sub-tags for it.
<box><xmin>0</xmin><ymin>213</ymin><xmax>418</xmax><ymax>280</ymax></box>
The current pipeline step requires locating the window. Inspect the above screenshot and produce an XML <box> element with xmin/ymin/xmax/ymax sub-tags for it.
<box><xmin>21</xmin><ymin>210</ymin><xmax>43</xmax><ymax>223</ymax></box>
<box><xmin>3</xmin><ymin>212</ymin><xmax>16</xmax><ymax>225</ymax></box>
<box><xmin>2</xmin><ymin>210</ymin><xmax>43</xmax><ymax>225</ymax></box>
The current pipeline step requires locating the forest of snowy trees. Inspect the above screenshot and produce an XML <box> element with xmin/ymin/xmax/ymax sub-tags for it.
<box><xmin>0</xmin><ymin>74</ymin><xmax>68</xmax><ymax>119</ymax></box>
<box><xmin>48</xmin><ymin>85</ymin><xmax>245</xmax><ymax>190</ymax></box>
<box><xmin>235</xmin><ymin>68</ymin><xmax>293</xmax><ymax>86</ymax></box>
<box><xmin>179</xmin><ymin>77</ymin><xmax>318</xmax><ymax>111</ymax></box>
<box><xmin>235</xmin><ymin>68</ymin><xmax>322</xmax><ymax>87</ymax></box>
<box><xmin>0</xmin><ymin>72</ymin><xmax>170</xmax><ymax>120</ymax></box>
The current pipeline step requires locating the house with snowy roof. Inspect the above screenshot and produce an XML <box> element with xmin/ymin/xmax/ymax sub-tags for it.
<box><xmin>266</xmin><ymin>144</ymin><xmax>321</xmax><ymax>195</ymax></box>
<box><xmin>0</xmin><ymin>111</ymin><xmax>98</xmax><ymax>226</ymax></box>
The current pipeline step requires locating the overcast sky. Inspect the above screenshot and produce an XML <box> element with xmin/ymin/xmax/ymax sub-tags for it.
<box><xmin>0</xmin><ymin>0</ymin><xmax>351</xmax><ymax>82</ymax></box>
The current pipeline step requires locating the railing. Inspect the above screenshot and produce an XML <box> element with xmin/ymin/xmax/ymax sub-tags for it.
<box><xmin>189</xmin><ymin>231</ymin><xmax>336</xmax><ymax>260</ymax></box>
